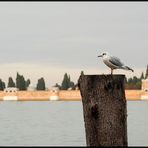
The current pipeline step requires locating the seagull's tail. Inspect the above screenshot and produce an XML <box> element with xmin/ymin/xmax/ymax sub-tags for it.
<box><xmin>122</xmin><ymin>66</ymin><xmax>134</xmax><ymax>72</ymax></box>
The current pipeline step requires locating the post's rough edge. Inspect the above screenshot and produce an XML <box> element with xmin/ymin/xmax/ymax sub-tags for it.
<box><xmin>78</xmin><ymin>74</ymin><xmax>126</xmax><ymax>89</ymax></box>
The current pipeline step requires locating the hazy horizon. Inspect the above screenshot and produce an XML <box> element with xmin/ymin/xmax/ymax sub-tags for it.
<box><xmin>0</xmin><ymin>2</ymin><xmax>148</xmax><ymax>87</ymax></box>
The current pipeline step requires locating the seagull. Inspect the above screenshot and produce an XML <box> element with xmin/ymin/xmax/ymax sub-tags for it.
<box><xmin>98</xmin><ymin>52</ymin><xmax>134</xmax><ymax>75</ymax></box>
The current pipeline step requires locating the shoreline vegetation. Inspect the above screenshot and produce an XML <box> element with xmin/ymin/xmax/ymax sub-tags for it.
<box><xmin>0</xmin><ymin>66</ymin><xmax>147</xmax><ymax>101</ymax></box>
<box><xmin>0</xmin><ymin>65</ymin><xmax>147</xmax><ymax>91</ymax></box>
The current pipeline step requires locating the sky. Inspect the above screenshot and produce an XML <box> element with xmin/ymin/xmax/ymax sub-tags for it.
<box><xmin>0</xmin><ymin>2</ymin><xmax>148</xmax><ymax>88</ymax></box>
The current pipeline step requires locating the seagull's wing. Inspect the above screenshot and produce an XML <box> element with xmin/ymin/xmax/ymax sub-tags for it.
<box><xmin>109</xmin><ymin>56</ymin><xmax>124</xmax><ymax>67</ymax></box>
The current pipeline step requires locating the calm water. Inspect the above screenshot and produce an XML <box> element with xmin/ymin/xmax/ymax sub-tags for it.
<box><xmin>0</xmin><ymin>101</ymin><xmax>147</xmax><ymax>146</ymax></box>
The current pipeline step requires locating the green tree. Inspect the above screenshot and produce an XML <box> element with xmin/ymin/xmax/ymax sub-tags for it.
<box><xmin>16</xmin><ymin>72</ymin><xmax>27</xmax><ymax>90</ymax></box>
<box><xmin>61</xmin><ymin>73</ymin><xmax>70</xmax><ymax>90</ymax></box>
<box><xmin>127</xmin><ymin>78</ymin><xmax>133</xmax><ymax>84</ymax></box>
<box><xmin>2</xmin><ymin>81</ymin><xmax>5</xmax><ymax>90</ymax></box>
<box><xmin>8</xmin><ymin>77</ymin><xmax>15</xmax><ymax>87</ymax></box>
<box><xmin>36</xmin><ymin>77</ymin><xmax>46</xmax><ymax>90</ymax></box>
<box><xmin>140</xmin><ymin>72</ymin><xmax>144</xmax><ymax>80</ymax></box>
<box><xmin>68</xmin><ymin>75</ymin><xmax>75</xmax><ymax>89</ymax></box>
<box><xmin>0</xmin><ymin>79</ymin><xmax>5</xmax><ymax>90</ymax></box>
<box><xmin>125</xmin><ymin>65</ymin><xmax>148</xmax><ymax>89</ymax></box>
<box><xmin>132</xmin><ymin>76</ymin><xmax>139</xmax><ymax>84</ymax></box>
<box><xmin>61</xmin><ymin>73</ymin><xmax>76</xmax><ymax>90</ymax></box>
<box><xmin>126</xmin><ymin>75</ymin><xmax>141</xmax><ymax>89</ymax></box>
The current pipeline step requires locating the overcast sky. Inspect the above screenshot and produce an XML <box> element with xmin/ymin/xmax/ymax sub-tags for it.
<box><xmin>0</xmin><ymin>2</ymin><xmax>148</xmax><ymax>87</ymax></box>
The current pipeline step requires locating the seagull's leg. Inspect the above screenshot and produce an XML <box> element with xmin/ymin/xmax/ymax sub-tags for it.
<box><xmin>111</xmin><ymin>69</ymin><xmax>113</xmax><ymax>75</ymax></box>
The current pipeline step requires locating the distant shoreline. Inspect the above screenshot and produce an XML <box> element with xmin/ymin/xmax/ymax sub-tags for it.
<box><xmin>0</xmin><ymin>90</ymin><xmax>147</xmax><ymax>101</ymax></box>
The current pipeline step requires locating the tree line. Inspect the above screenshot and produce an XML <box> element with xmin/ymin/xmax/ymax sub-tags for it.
<box><xmin>0</xmin><ymin>65</ymin><xmax>147</xmax><ymax>91</ymax></box>
<box><xmin>125</xmin><ymin>65</ymin><xmax>148</xmax><ymax>89</ymax></box>
<box><xmin>56</xmin><ymin>66</ymin><xmax>148</xmax><ymax>90</ymax></box>
<box><xmin>0</xmin><ymin>72</ymin><xmax>79</xmax><ymax>91</ymax></box>
<box><xmin>0</xmin><ymin>72</ymin><xmax>46</xmax><ymax>91</ymax></box>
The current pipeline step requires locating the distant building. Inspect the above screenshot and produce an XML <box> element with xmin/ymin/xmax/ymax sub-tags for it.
<box><xmin>50</xmin><ymin>87</ymin><xmax>59</xmax><ymax>93</ymax></box>
<box><xmin>4</xmin><ymin>87</ymin><xmax>18</xmax><ymax>93</ymax></box>
<box><xmin>142</xmin><ymin>79</ymin><xmax>148</xmax><ymax>91</ymax></box>
<box><xmin>49</xmin><ymin>87</ymin><xmax>60</xmax><ymax>101</ymax></box>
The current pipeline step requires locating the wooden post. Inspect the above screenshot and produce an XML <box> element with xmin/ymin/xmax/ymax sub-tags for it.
<box><xmin>78</xmin><ymin>74</ymin><xmax>128</xmax><ymax>147</ymax></box>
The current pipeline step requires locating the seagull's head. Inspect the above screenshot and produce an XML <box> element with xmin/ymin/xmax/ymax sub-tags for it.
<box><xmin>98</xmin><ymin>52</ymin><xmax>109</xmax><ymax>58</ymax></box>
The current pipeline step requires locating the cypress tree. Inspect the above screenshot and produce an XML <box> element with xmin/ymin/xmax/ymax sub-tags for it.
<box><xmin>140</xmin><ymin>72</ymin><xmax>144</xmax><ymax>80</ymax></box>
<box><xmin>2</xmin><ymin>82</ymin><xmax>5</xmax><ymax>90</ymax></box>
<box><xmin>61</xmin><ymin>73</ymin><xmax>69</xmax><ymax>90</ymax></box>
<box><xmin>16</xmin><ymin>72</ymin><xmax>27</xmax><ymax>90</ymax></box>
<box><xmin>128</xmin><ymin>78</ymin><xmax>133</xmax><ymax>84</ymax></box>
<box><xmin>21</xmin><ymin>75</ymin><xmax>26</xmax><ymax>90</ymax></box>
<box><xmin>68</xmin><ymin>75</ymin><xmax>70</xmax><ymax>86</ymax></box>
<box><xmin>8</xmin><ymin>77</ymin><xmax>15</xmax><ymax>87</ymax></box>
<box><xmin>68</xmin><ymin>75</ymin><xmax>75</xmax><ymax>89</ymax></box>
<box><xmin>16</xmin><ymin>72</ymin><xmax>21</xmax><ymax>90</ymax></box>
<box><xmin>132</xmin><ymin>76</ymin><xmax>139</xmax><ymax>84</ymax></box>
<box><xmin>0</xmin><ymin>79</ymin><xmax>5</xmax><ymax>90</ymax></box>
<box><xmin>36</xmin><ymin>77</ymin><xmax>46</xmax><ymax>90</ymax></box>
<box><xmin>61</xmin><ymin>73</ymin><xmax>76</xmax><ymax>90</ymax></box>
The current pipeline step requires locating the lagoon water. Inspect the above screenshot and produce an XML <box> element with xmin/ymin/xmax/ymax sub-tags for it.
<box><xmin>0</xmin><ymin>101</ymin><xmax>147</xmax><ymax>146</ymax></box>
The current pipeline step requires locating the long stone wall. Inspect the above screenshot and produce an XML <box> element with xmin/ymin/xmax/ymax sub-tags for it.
<box><xmin>0</xmin><ymin>90</ymin><xmax>147</xmax><ymax>101</ymax></box>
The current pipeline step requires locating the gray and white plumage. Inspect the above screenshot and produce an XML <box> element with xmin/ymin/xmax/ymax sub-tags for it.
<box><xmin>98</xmin><ymin>52</ymin><xmax>134</xmax><ymax>74</ymax></box>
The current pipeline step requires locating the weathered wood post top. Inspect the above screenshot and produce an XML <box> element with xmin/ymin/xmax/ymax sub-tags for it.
<box><xmin>78</xmin><ymin>74</ymin><xmax>128</xmax><ymax>147</ymax></box>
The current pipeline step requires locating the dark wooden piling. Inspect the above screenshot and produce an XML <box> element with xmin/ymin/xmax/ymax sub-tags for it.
<box><xmin>78</xmin><ymin>74</ymin><xmax>128</xmax><ymax>147</ymax></box>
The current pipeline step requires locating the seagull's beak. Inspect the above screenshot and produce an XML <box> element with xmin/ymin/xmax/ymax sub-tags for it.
<box><xmin>98</xmin><ymin>55</ymin><xmax>103</xmax><ymax>58</ymax></box>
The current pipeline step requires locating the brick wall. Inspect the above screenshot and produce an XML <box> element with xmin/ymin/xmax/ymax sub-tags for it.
<box><xmin>0</xmin><ymin>90</ymin><xmax>146</xmax><ymax>101</ymax></box>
